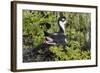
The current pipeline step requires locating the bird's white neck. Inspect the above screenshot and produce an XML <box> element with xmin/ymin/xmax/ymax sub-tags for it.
<box><xmin>59</xmin><ymin>21</ymin><xmax>66</xmax><ymax>32</ymax></box>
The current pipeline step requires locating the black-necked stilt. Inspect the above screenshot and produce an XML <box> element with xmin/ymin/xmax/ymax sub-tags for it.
<box><xmin>44</xmin><ymin>16</ymin><xmax>67</xmax><ymax>46</ymax></box>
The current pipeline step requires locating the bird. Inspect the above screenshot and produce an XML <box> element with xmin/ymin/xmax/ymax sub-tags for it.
<box><xmin>44</xmin><ymin>16</ymin><xmax>67</xmax><ymax>46</ymax></box>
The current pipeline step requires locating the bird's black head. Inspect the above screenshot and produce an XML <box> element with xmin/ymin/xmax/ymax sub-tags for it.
<box><xmin>58</xmin><ymin>16</ymin><xmax>66</xmax><ymax>22</ymax></box>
